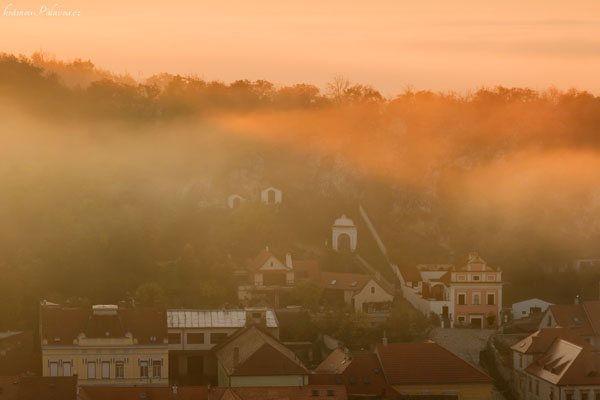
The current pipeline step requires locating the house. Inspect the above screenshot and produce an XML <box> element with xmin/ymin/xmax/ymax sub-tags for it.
<box><xmin>261</xmin><ymin>186</ymin><xmax>282</xmax><ymax>205</ymax></box>
<box><xmin>39</xmin><ymin>301</ymin><xmax>168</xmax><ymax>386</ymax></box>
<box><xmin>512</xmin><ymin>298</ymin><xmax>553</xmax><ymax>320</ymax></box>
<box><xmin>397</xmin><ymin>253</ymin><xmax>503</xmax><ymax>328</ymax></box>
<box><xmin>80</xmin><ymin>385</ymin><xmax>347</xmax><ymax>400</ymax></box>
<box><xmin>0</xmin><ymin>376</ymin><xmax>78</xmax><ymax>400</ymax></box>
<box><xmin>538</xmin><ymin>300</ymin><xmax>600</xmax><ymax>347</ymax></box>
<box><xmin>237</xmin><ymin>247</ymin><xmax>319</xmax><ymax>306</ymax></box>
<box><xmin>375</xmin><ymin>341</ymin><xmax>494</xmax><ymax>400</ymax></box>
<box><xmin>214</xmin><ymin>325</ymin><xmax>309</xmax><ymax>387</ymax></box>
<box><xmin>312</xmin><ymin>348</ymin><xmax>390</xmax><ymax>399</ymax></box>
<box><xmin>167</xmin><ymin>308</ymin><xmax>279</xmax><ymax>385</ymax></box>
<box><xmin>319</xmin><ymin>272</ymin><xmax>394</xmax><ymax>315</ymax></box>
<box><xmin>511</xmin><ymin>328</ymin><xmax>600</xmax><ymax>400</ymax></box>
<box><xmin>332</xmin><ymin>215</ymin><xmax>357</xmax><ymax>252</ymax></box>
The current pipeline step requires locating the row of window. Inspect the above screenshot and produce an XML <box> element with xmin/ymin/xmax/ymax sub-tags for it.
<box><xmin>455</xmin><ymin>273</ymin><xmax>496</xmax><ymax>281</ymax></box>
<box><xmin>521</xmin><ymin>374</ymin><xmax>600</xmax><ymax>400</ymax></box>
<box><xmin>457</xmin><ymin>292</ymin><xmax>495</xmax><ymax>306</ymax></box>
<box><xmin>168</xmin><ymin>332</ymin><xmax>229</xmax><ymax>345</ymax></box>
<box><xmin>49</xmin><ymin>360</ymin><xmax>162</xmax><ymax>380</ymax></box>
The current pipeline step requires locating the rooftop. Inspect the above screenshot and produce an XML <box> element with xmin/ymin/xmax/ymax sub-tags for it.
<box><xmin>376</xmin><ymin>342</ymin><xmax>493</xmax><ymax>385</ymax></box>
<box><xmin>167</xmin><ymin>309</ymin><xmax>279</xmax><ymax>329</ymax></box>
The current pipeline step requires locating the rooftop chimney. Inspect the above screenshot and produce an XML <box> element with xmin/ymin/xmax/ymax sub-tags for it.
<box><xmin>382</xmin><ymin>331</ymin><xmax>388</xmax><ymax>347</ymax></box>
<box><xmin>172</xmin><ymin>385</ymin><xmax>178</xmax><ymax>396</ymax></box>
<box><xmin>575</xmin><ymin>295</ymin><xmax>580</xmax><ymax>305</ymax></box>
<box><xmin>286</xmin><ymin>252</ymin><xmax>293</xmax><ymax>269</ymax></box>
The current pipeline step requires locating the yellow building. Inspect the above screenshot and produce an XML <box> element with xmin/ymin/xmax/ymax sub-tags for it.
<box><xmin>376</xmin><ymin>341</ymin><xmax>494</xmax><ymax>400</ymax></box>
<box><xmin>40</xmin><ymin>301</ymin><xmax>169</xmax><ymax>386</ymax></box>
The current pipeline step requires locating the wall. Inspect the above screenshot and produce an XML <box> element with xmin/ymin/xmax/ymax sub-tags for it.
<box><xmin>42</xmin><ymin>345</ymin><xmax>169</xmax><ymax>386</ymax></box>
<box><xmin>392</xmin><ymin>383</ymin><xmax>493</xmax><ymax>400</ymax></box>
<box><xmin>168</xmin><ymin>328</ymin><xmax>237</xmax><ymax>352</ymax></box>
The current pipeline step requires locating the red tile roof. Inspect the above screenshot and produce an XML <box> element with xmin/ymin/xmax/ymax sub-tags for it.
<box><xmin>397</xmin><ymin>266</ymin><xmax>421</xmax><ymax>285</ymax></box>
<box><xmin>313</xmin><ymin>349</ymin><xmax>389</xmax><ymax>398</ymax></box>
<box><xmin>524</xmin><ymin>338</ymin><xmax>600</xmax><ymax>386</ymax></box>
<box><xmin>232</xmin><ymin>343</ymin><xmax>308</xmax><ymax>376</ymax></box>
<box><xmin>215</xmin><ymin>325</ymin><xmax>307</xmax><ymax>377</ymax></box>
<box><xmin>0</xmin><ymin>376</ymin><xmax>77</xmax><ymax>400</ymax></box>
<box><xmin>510</xmin><ymin>328</ymin><xmax>591</xmax><ymax>354</ymax></box>
<box><xmin>376</xmin><ymin>342</ymin><xmax>493</xmax><ymax>385</ymax></box>
<box><xmin>548</xmin><ymin>304</ymin><xmax>595</xmax><ymax>336</ymax></box>
<box><xmin>40</xmin><ymin>303</ymin><xmax>167</xmax><ymax>346</ymax></box>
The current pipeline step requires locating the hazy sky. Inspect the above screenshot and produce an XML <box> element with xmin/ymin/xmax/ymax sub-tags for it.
<box><xmin>1</xmin><ymin>0</ymin><xmax>599</xmax><ymax>94</ymax></box>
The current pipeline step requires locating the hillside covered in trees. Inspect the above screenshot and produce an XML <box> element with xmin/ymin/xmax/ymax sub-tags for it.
<box><xmin>1</xmin><ymin>53</ymin><xmax>600</xmax><ymax>330</ymax></box>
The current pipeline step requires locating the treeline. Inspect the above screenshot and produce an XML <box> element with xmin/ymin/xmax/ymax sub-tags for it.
<box><xmin>1</xmin><ymin>52</ymin><xmax>600</xmax><ymax>331</ymax></box>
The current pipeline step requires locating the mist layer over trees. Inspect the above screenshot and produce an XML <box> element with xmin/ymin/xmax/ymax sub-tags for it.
<box><xmin>1</xmin><ymin>53</ymin><xmax>600</xmax><ymax>329</ymax></box>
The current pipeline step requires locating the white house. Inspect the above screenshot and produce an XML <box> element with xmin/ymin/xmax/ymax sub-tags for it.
<box><xmin>511</xmin><ymin>328</ymin><xmax>600</xmax><ymax>400</ymax></box>
<box><xmin>331</xmin><ymin>215</ymin><xmax>357</xmax><ymax>252</ymax></box>
<box><xmin>511</xmin><ymin>298</ymin><xmax>553</xmax><ymax>320</ymax></box>
<box><xmin>260</xmin><ymin>186</ymin><xmax>282</xmax><ymax>205</ymax></box>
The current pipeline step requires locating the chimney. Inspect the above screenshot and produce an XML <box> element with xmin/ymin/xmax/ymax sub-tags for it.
<box><xmin>172</xmin><ymin>385</ymin><xmax>178</xmax><ymax>396</ymax></box>
<box><xmin>233</xmin><ymin>347</ymin><xmax>240</xmax><ymax>369</ymax></box>
<box><xmin>382</xmin><ymin>331</ymin><xmax>388</xmax><ymax>347</ymax></box>
<box><xmin>575</xmin><ymin>295</ymin><xmax>580</xmax><ymax>305</ymax></box>
<box><xmin>286</xmin><ymin>252</ymin><xmax>293</xmax><ymax>269</ymax></box>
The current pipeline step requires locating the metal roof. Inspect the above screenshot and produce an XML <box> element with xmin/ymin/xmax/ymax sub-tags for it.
<box><xmin>166</xmin><ymin>309</ymin><xmax>278</xmax><ymax>329</ymax></box>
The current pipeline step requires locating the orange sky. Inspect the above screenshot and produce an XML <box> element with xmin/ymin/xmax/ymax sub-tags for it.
<box><xmin>1</xmin><ymin>0</ymin><xmax>599</xmax><ymax>94</ymax></box>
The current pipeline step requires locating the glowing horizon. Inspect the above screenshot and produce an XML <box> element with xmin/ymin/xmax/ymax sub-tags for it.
<box><xmin>1</xmin><ymin>0</ymin><xmax>599</xmax><ymax>94</ymax></box>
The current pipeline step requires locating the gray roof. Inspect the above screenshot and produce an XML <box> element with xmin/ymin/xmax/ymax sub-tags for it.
<box><xmin>167</xmin><ymin>309</ymin><xmax>278</xmax><ymax>329</ymax></box>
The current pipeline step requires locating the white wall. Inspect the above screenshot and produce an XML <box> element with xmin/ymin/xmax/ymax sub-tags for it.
<box><xmin>512</xmin><ymin>299</ymin><xmax>553</xmax><ymax>320</ymax></box>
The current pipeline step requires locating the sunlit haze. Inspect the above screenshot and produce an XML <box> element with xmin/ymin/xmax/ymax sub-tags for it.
<box><xmin>2</xmin><ymin>0</ymin><xmax>600</xmax><ymax>93</ymax></box>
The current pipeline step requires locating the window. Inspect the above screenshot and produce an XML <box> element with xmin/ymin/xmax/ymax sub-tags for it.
<box><xmin>519</xmin><ymin>354</ymin><xmax>522</xmax><ymax>368</ymax></box>
<box><xmin>327</xmin><ymin>390</ymin><xmax>335</xmax><ymax>397</ymax></box>
<box><xmin>458</xmin><ymin>294</ymin><xmax>466</xmax><ymax>305</ymax></box>
<box><xmin>547</xmin><ymin>316</ymin><xmax>552</xmax><ymax>327</ymax></box>
<box><xmin>49</xmin><ymin>362</ymin><xmax>58</xmax><ymax>377</ymax></box>
<box><xmin>63</xmin><ymin>362</ymin><xmax>71</xmax><ymax>377</ymax></box>
<box><xmin>335</xmin><ymin>376</ymin><xmax>343</xmax><ymax>384</ymax></box>
<box><xmin>472</xmin><ymin>275</ymin><xmax>480</xmax><ymax>281</ymax></box>
<box><xmin>472</xmin><ymin>294</ymin><xmax>480</xmax><ymax>305</ymax></box>
<box><xmin>349</xmin><ymin>376</ymin><xmax>357</xmax><ymax>384</ymax></box>
<box><xmin>595</xmin><ymin>392</ymin><xmax>600</xmax><ymax>400</ymax></box>
<box><xmin>152</xmin><ymin>360</ymin><xmax>162</xmax><ymax>378</ymax></box>
<box><xmin>566</xmin><ymin>393</ymin><xmax>573</xmax><ymax>400</ymax></box>
<box><xmin>168</xmin><ymin>333</ymin><xmax>181</xmax><ymax>344</ymax></box>
<box><xmin>210</xmin><ymin>333</ymin><xmax>228</xmax><ymax>344</ymax></box>
<box><xmin>311</xmin><ymin>390</ymin><xmax>319</xmax><ymax>397</ymax></box>
<box><xmin>487</xmin><ymin>294</ymin><xmax>495</xmax><ymax>305</ymax></box>
<box><xmin>140</xmin><ymin>361</ymin><xmax>149</xmax><ymax>378</ymax></box>
<box><xmin>550</xmin><ymin>388</ymin><xmax>554</xmax><ymax>400</ymax></box>
<box><xmin>102</xmin><ymin>362</ymin><xmax>110</xmax><ymax>379</ymax></box>
<box><xmin>528</xmin><ymin>377</ymin><xmax>531</xmax><ymax>393</ymax></box>
<box><xmin>535</xmin><ymin>380</ymin><xmax>539</xmax><ymax>395</ymax></box>
<box><xmin>363</xmin><ymin>376</ymin><xmax>371</xmax><ymax>384</ymax></box>
<box><xmin>458</xmin><ymin>316</ymin><xmax>466</xmax><ymax>324</ymax></box>
<box><xmin>371</xmin><ymin>287</ymin><xmax>375</xmax><ymax>294</ymax></box>
<box><xmin>115</xmin><ymin>362</ymin><xmax>124</xmax><ymax>379</ymax></box>
<box><xmin>87</xmin><ymin>362</ymin><xmax>96</xmax><ymax>379</ymax></box>
<box><xmin>582</xmin><ymin>392</ymin><xmax>589</xmax><ymax>400</ymax></box>
<box><xmin>187</xmin><ymin>333</ymin><xmax>204</xmax><ymax>344</ymax></box>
